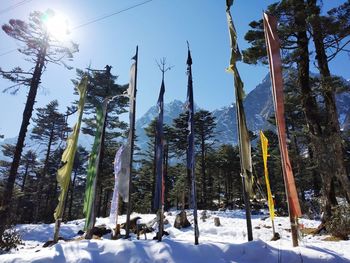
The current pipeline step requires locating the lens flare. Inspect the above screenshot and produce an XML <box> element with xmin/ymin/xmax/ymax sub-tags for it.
<box><xmin>43</xmin><ymin>11</ymin><xmax>70</xmax><ymax>41</ymax></box>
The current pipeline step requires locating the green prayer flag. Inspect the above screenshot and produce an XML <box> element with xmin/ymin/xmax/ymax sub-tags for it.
<box><xmin>54</xmin><ymin>76</ymin><xmax>88</xmax><ymax>220</ymax></box>
<box><xmin>226</xmin><ymin>0</ymin><xmax>253</xmax><ymax>196</ymax></box>
<box><xmin>83</xmin><ymin>99</ymin><xmax>108</xmax><ymax>231</ymax></box>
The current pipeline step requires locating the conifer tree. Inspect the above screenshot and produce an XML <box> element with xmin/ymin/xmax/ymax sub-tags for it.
<box><xmin>216</xmin><ymin>145</ymin><xmax>241</xmax><ymax>207</ymax></box>
<box><xmin>19</xmin><ymin>150</ymin><xmax>38</xmax><ymax>192</ymax></box>
<box><xmin>243</xmin><ymin>0</ymin><xmax>350</xmax><ymax>221</ymax></box>
<box><xmin>73</xmin><ymin>67</ymin><xmax>128</xmax><ymax>218</ymax></box>
<box><xmin>307</xmin><ymin>0</ymin><xmax>350</xmax><ymax>201</ymax></box>
<box><xmin>30</xmin><ymin>100</ymin><xmax>69</xmax><ymax>222</ymax></box>
<box><xmin>0</xmin><ymin>10</ymin><xmax>78</xmax><ymax>240</ymax></box>
<box><xmin>0</xmin><ymin>144</ymin><xmax>15</xmax><ymax>178</ymax></box>
<box><xmin>171</xmin><ymin>113</ymin><xmax>191</xmax><ymax>209</ymax></box>
<box><xmin>194</xmin><ymin>110</ymin><xmax>216</xmax><ymax>208</ymax></box>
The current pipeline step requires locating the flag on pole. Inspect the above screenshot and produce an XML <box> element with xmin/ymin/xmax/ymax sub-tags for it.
<box><xmin>109</xmin><ymin>144</ymin><xmax>130</xmax><ymax>224</ymax></box>
<box><xmin>53</xmin><ymin>76</ymin><xmax>87</xmax><ymax>244</ymax></box>
<box><xmin>54</xmin><ymin>77</ymin><xmax>87</xmax><ymax>221</ymax></box>
<box><xmin>109</xmin><ymin>145</ymin><xmax>123</xmax><ymax>225</ymax></box>
<box><xmin>263</xmin><ymin>13</ymin><xmax>302</xmax><ymax>218</ymax></box>
<box><xmin>119</xmin><ymin>144</ymin><xmax>130</xmax><ymax>202</ymax></box>
<box><xmin>128</xmin><ymin>62</ymin><xmax>136</xmax><ymax>136</ymax></box>
<box><xmin>226</xmin><ymin>0</ymin><xmax>253</xmax><ymax>196</ymax></box>
<box><xmin>83</xmin><ymin>99</ymin><xmax>108</xmax><ymax>232</ymax></box>
<box><xmin>226</xmin><ymin>0</ymin><xmax>253</xmax><ymax>242</ymax></box>
<box><xmin>125</xmin><ymin>47</ymin><xmax>138</xmax><ymax>238</ymax></box>
<box><xmin>186</xmin><ymin>44</ymin><xmax>199</xmax><ymax>245</ymax></box>
<box><xmin>122</xmin><ymin>58</ymin><xmax>137</xmax><ymax>204</ymax></box>
<box><xmin>153</xmin><ymin>80</ymin><xmax>165</xmax><ymax>210</ymax></box>
<box><xmin>260</xmin><ymin>131</ymin><xmax>275</xmax><ymax>220</ymax></box>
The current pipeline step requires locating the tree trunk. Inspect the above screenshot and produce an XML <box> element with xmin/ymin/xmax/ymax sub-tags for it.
<box><xmin>16</xmin><ymin>163</ymin><xmax>29</xmax><ymax>224</ymax></box>
<box><xmin>68</xmin><ymin>169</ymin><xmax>78</xmax><ymax>221</ymax></box>
<box><xmin>47</xmin><ymin>180</ymin><xmax>59</xmax><ymax>222</ymax></box>
<box><xmin>329</xmin><ymin>177</ymin><xmax>338</xmax><ymax>206</ymax></box>
<box><xmin>201</xmin><ymin>133</ymin><xmax>206</xmax><ymax>207</ymax></box>
<box><xmin>218</xmin><ymin>174</ymin><xmax>221</xmax><ymax>207</ymax></box>
<box><xmin>308</xmin><ymin>143</ymin><xmax>321</xmax><ymax>195</ymax></box>
<box><xmin>96</xmin><ymin>184</ymin><xmax>103</xmax><ymax>218</ymax></box>
<box><xmin>34</xmin><ymin>128</ymin><xmax>54</xmax><ymax>223</ymax></box>
<box><xmin>224</xmin><ymin>172</ymin><xmax>228</xmax><ymax>207</ymax></box>
<box><xmin>164</xmin><ymin>142</ymin><xmax>169</xmax><ymax>211</ymax></box>
<box><xmin>0</xmin><ymin>38</ymin><xmax>48</xmax><ymax>240</ymax></box>
<box><xmin>293</xmin><ymin>0</ymin><xmax>349</xmax><ymax>224</ymax></box>
<box><xmin>21</xmin><ymin>164</ymin><xmax>29</xmax><ymax>192</ymax></box>
<box><xmin>308</xmin><ymin>0</ymin><xmax>350</xmax><ymax>200</ymax></box>
<box><xmin>294</xmin><ymin>0</ymin><xmax>336</xmax><ymax>222</ymax></box>
<box><xmin>186</xmin><ymin>150</ymin><xmax>192</xmax><ymax>210</ymax></box>
<box><xmin>152</xmin><ymin>135</ymin><xmax>156</xmax><ymax>211</ymax></box>
<box><xmin>102</xmin><ymin>189</ymin><xmax>110</xmax><ymax>217</ymax></box>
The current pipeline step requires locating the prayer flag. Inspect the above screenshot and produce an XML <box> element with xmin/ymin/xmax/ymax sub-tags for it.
<box><xmin>186</xmin><ymin>45</ymin><xmax>199</xmax><ymax>244</ymax></box>
<box><xmin>153</xmin><ymin>80</ymin><xmax>165</xmax><ymax>210</ymax></box>
<box><xmin>54</xmin><ymin>77</ymin><xmax>87</xmax><ymax>221</ymax></box>
<box><xmin>83</xmin><ymin>99</ymin><xmax>108</xmax><ymax>231</ymax></box>
<box><xmin>226</xmin><ymin>0</ymin><xmax>253</xmax><ymax>195</ymax></box>
<box><xmin>109</xmin><ymin>145</ymin><xmax>124</xmax><ymax>225</ymax></box>
<box><xmin>226</xmin><ymin>0</ymin><xmax>253</xmax><ymax>242</ymax></box>
<box><xmin>263</xmin><ymin>13</ymin><xmax>302</xmax><ymax>218</ymax></box>
<box><xmin>260</xmin><ymin>131</ymin><xmax>275</xmax><ymax>220</ymax></box>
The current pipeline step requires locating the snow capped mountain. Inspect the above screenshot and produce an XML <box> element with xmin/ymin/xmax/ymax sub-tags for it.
<box><xmin>135</xmin><ymin>99</ymin><xmax>193</xmax><ymax>151</ymax></box>
<box><xmin>212</xmin><ymin>73</ymin><xmax>274</xmax><ymax>145</ymax></box>
<box><xmin>137</xmin><ymin>99</ymin><xmax>185</xmax><ymax>130</ymax></box>
<box><xmin>134</xmin><ymin>72</ymin><xmax>275</xmax><ymax>149</ymax></box>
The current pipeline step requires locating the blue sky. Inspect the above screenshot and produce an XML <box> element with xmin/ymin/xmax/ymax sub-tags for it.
<box><xmin>0</xmin><ymin>0</ymin><xmax>349</xmax><ymax>139</ymax></box>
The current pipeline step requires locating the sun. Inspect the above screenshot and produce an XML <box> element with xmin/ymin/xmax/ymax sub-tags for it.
<box><xmin>42</xmin><ymin>10</ymin><xmax>70</xmax><ymax>41</ymax></box>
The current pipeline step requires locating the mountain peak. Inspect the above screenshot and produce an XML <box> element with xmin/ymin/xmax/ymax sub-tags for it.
<box><xmin>169</xmin><ymin>99</ymin><xmax>184</xmax><ymax>105</ymax></box>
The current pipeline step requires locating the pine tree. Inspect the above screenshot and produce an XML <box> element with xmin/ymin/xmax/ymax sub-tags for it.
<box><xmin>243</xmin><ymin>0</ymin><xmax>350</xmax><ymax>222</ymax></box>
<box><xmin>19</xmin><ymin>150</ymin><xmax>38</xmax><ymax>192</ymax></box>
<box><xmin>168</xmin><ymin>164</ymin><xmax>187</xmax><ymax>210</ymax></box>
<box><xmin>30</xmin><ymin>100</ymin><xmax>69</xmax><ymax>222</ymax></box>
<box><xmin>16</xmin><ymin>150</ymin><xmax>39</xmax><ymax>222</ymax></box>
<box><xmin>137</xmin><ymin>119</ymin><xmax>174</xmax><ymax>212</ymax></box>
<box><xmin>216</xmin><ymin>145</ymin><xmax>241</xmax><ymax>208</ymax></box>
<box><xmin>0</xmin><ymin>144</ymin><xmax>15</xmax><ymax>179</ymax></box>
<box><xmin>307</xmin><ymin>0</ymin><xmax>350</xmax><ymax>201</ymax></box>
<box><xmin>171</xmin><ymin>113</ymin><xmax>190</xmax><ymax>210</ymax></box>
<box><xmin>194</xmin><ymin>110</ymin><xmax>216</xmax><ymax>208</ymax></box>
<box><xmin>143</xmin><ymin>119</ymin><xmax>157</xmax><ymax>211</ymax></box>
<box><xmin>73</xmin><ymin>67</ymin><xmax>128</xmax><ymax>219</ymax></box>
<box><xmin>0</xmin><ymin>10</ymin><xmax>78</xmax><ymax>239</ymax></box>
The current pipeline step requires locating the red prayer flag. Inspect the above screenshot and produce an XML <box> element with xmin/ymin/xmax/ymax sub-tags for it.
<box><xmin>263</xmin><ymin>13</ymin><xmax>302</xmax><ymax>218</ymax></box>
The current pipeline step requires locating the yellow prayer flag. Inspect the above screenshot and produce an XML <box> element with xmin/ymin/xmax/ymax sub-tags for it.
<box><xmin>260</xmin><ymin>131</ymin><xmax>275</xmax><ymax>220</ymax></box>
<box><xmin>54</xmin><ymin>76</ymin><xmax>88</xmax><ymax>220</ymax></box>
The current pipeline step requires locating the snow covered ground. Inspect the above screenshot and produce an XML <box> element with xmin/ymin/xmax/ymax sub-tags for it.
<box><xmin>1</xmin><ymin>210</ymin><xmax>350</xmax><ymax>263</ymax></box>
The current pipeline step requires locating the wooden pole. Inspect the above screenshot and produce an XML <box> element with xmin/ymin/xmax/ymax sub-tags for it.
<box><xmin>125</xmin><ymin>46</ymin><xmax>138</xmax><ymax>238</ymax></box>
<box><xmin>186</xmin><ymin>43</ymin><xmax>199</xmax><ymax>245</ymax></box>
<box><xmin>235</xmin><ymin>91</ymin><xmax>253</xmax><ymax>242</ymax></box>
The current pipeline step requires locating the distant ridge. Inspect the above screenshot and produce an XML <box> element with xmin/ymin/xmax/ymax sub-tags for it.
<box><xmin>2</xmin><ymin>73</ymin><xmax>349</xmax><ymax>159</ymax></box>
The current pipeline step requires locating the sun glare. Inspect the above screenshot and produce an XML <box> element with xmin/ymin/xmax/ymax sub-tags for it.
<box><xmin>43</xmin><ymin>11</ymin><xmax>70</xmax><ymax>41</ymax></box>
